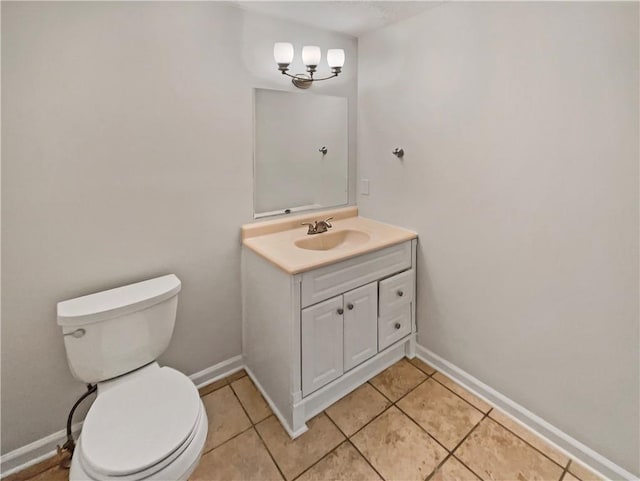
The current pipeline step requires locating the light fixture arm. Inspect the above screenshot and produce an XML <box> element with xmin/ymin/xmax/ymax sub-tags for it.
<box><xmin>280</xmin><ymin>70</ymin><xmax>339</xmax><ymax>82</ymax></box>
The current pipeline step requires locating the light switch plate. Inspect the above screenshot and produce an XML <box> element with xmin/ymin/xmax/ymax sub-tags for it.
<box><xmin>361</xmin><ymin>179</ymin><xmax>370</xmax><ymax>196</ymax></box>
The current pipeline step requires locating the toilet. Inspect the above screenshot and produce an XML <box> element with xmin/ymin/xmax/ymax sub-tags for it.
<box><xmin>57</xmin><ymin>274</ymin><xmax>207</xmax><ymax>481</ymax></box>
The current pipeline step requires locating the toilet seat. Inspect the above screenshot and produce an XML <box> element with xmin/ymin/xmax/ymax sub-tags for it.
<box><xmin>79</xmin><ymin>366</ymin><xmax>202</xmax><ymax>481</ymax></box>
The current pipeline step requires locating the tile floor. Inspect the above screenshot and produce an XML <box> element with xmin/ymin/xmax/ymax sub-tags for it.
<box><xmin>4</xmin><ymin>358</ymin><xmax>605</xmax><ymax>481</ymax></box>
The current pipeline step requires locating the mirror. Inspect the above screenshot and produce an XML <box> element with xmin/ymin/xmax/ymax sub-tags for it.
<box><xmin>253</xmin><ymin>88</ymin><xmax>348</xmax><ymax>218</ymax></box>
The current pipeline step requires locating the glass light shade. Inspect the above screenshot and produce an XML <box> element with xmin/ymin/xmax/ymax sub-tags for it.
<box><xmin>273</xmin><ymin>42</ymin><xmax>294</xmax><ymax>65</ymax></box>
<box><xmin>302</xmin><ymin>46</ymin><xmax>321</xmax><ymax>67</ymax></box>
<box><xmin>327</xmin><ymin>49</ymin><xmax>345</xmax><ymax>68</ymax></box>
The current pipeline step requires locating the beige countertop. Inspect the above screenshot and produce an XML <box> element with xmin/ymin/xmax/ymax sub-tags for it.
<box><xmin>242</xmin><ymin>207</ymin><xmax>417</xmax><ymax>274</ymax></box>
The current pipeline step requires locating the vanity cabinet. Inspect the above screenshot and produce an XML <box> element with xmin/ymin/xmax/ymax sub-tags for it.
<box><xmin>242</xmin><ymin>237</ymin><xmax>417</xmax><ymax>438</ymax></box>
<box><xmin>302</xmin><ymin>282</ymin><xmax>378</xmax><ymax>396</ymax></box>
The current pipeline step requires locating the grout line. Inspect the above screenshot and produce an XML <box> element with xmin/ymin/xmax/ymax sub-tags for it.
<box><xmin>343</xmin><ymin>400</ymin><xmax>394</xmax><ymax>440</ymax></box>
<box><xmin>429</xmin><ymin>373</ymin><xmax>489</xmax><ymax>415</ymax></box>
<box><xmin>450</xmin><ymin>409</ymin><xmax>491</xmax><ymax>455</ymax></box>
<box><xmin>203</xmin><ymin>360</ymin><xmax>575</xmax><ymax>481</ymax></box>
<box><xmin>424</xmin><ymin>453</ymin><xmax>453</xmax><ymax>481</ymax></box>
<box><xmin>200</xmin><ymin>424</ymin><xmax>254</xmax><ymax>458</ymax></box>
<box><xmin>290</xmin><ymin>437</ymin><xmax>346</xmax><ymax>481</ymax></box>
<box><xmin>563</xmin><ymin>460</ymin><xmax>578</xmax><ymax>481</ymax></box>
<box><xmin>447</xmin><ymin>411</ymin><xmax>491</xmax><ymax>480</ymax></box>
<box><xmin>394</xmin><ymin>402</ymin><xmax>454</xmax><ymax>454</ymax></box>
<box><xmin>408</xmin><ymin>358</ymin><xmax>438</xmax><ymax>378</ymax></box>
<box><xmin>199</xmin><ymin>382</ymin><xmax>255</xmax><ymax>458</ymax></box>
<box><xmin>392</xmin><ymin>376</ymin><xmax>431</xmax><ymax>405</ymax></box>
<box><xmin>486</xmin><ymin>412</ymin><xmax>569</xmax><ymax>470</ymax></box>
<box><xmin>198</xmin><ymin>369</ymin><xmax>247</xmax><ymax>398</ymax></box>
<box><xmin>228</xmin><ymin>382</ymin><xmax>257</xmax><ymax>426</ymax></box>
<box><xmin>253</xmin><ymin>417</ymin><xmax>289</xmax><ymax>481</ymax></box>
<box><xmin>366</xmin><ymin>379</ymin><xmax>392</xmax><ymax>400</ymax></box>
<box><xmin>345</xmin><ymin>438</ymin><xmax>388</xmax><ymax>481</ymax></box>
<box><xmin>413</xmin><ymin>365</ymin><xmax>575</xmax><ymax>472</ymax></box>
<box><xmin>366</xmin><ymin>375</ymin><xmax>453</xmax><ymax>454</ymax></box>
<box><xmin>452</xmin><ymin>454</ymin><xmax>486</xmax><ymax>481</ymax></box>
<box><xmin>322</xmin><ymin>407</ymin><xmax>351</xmax><ymax>439</ymax></box>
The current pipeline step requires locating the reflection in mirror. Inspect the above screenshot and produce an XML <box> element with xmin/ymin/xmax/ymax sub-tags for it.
<box><xmin>254</xmin><ymin>88</ymin><xmax>348</xmax><ymax>218</ymax></box>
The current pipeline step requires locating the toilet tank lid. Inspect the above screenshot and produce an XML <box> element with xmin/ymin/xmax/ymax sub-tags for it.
<box><xmin>57</xmin><ymin>274</ymin><xmax>181</xmax><ymax>327</ymax></box>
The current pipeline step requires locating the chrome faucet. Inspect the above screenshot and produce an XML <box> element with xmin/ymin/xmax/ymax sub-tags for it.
<box><xmin>301</xmin><ymin>217</ymin><xmax>334</xmax><ymax>235</ymax></box>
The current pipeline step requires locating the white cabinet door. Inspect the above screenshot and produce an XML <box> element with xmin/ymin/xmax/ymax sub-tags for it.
<box><xmin>343</xmin><ymin>282</ymin><xmax>378</xmax><ymax>372</ymax></box>
<box><xmin>301</xmin><ymin>296</ymin><xmax>344</xmax><ymax>396</ymax></box>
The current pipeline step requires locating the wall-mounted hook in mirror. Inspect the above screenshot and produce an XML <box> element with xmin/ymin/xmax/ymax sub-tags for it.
<box><xmin>319</xmin><ymin>146</ymin><xmax>328</xmax><ymax>155</ymax></box>
<box><xmin>392</xmin><ymin>147</ymin><xmax>404</xmax><ymax>158</ymax></box>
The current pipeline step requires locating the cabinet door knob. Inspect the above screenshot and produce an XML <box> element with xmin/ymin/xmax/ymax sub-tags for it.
<box><xmin>397</xmin><ymin>290</ymin><xmax>404</xmax><ymax>297</ymax></box>
<box><xmin>337</xmin><ymin>308</ymin><xmax>344</xmax><ymax>315</ymax></box>
<box><xmin>394</xmin><ymin>322</ymin><xmax>402</xmax><ymax>330</ymax></box>
<box><xmin>347</xmin><ymin>303</ymin><xmax>354</xmax><ymax>310</ymax></box>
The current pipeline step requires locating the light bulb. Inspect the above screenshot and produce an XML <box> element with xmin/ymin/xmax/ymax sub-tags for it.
<box><xmin>302</xmin><ymin>46</ymin><xmax>321</xmax><ymax>67</ymax></box>
<box><xmin>273</xmin><ymin>42</ymin><xmax>294</xmax><ymax>69</ymax></box>
<box><xmin>327</xmin><ymin>49</ymin><xmax>345</xmax><ymax>68</ymax></box>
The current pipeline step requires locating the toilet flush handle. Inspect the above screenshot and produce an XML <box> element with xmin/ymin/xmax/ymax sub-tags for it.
<box><xmin>64</xmin><ymin>328</ymin><xmax>86</xmax><ymax>339</ymax></box>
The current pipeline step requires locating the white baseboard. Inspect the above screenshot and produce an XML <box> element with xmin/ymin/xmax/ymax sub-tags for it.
<box><xmin>189</xmin><ymin>354</ymin><xmax>244</xmax><ymax>389</ymax></box>
<box><xmin>0</xmin><ymin>355</ymin><xmax>244</xmax><ymax>478</ymax></box>
<box><xmin>244</xmin><ymin>366</ymin><xmax>309</xmax><ymax>439</ymax></box>
<box><xmin>415</xmin><ymin>344</ymin><xmax>638</xmax><ymax>481</ymax></box>
<box><xmin>0</xmin><ymin>421</ymin><xmax>83</xmax><ymax>477</ymax></box>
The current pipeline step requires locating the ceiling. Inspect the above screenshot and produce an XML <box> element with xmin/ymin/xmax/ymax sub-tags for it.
<box><xmin>232</xmin><ymin>1</ymin><xmax>443</xmax><ymax>37</ymax></box>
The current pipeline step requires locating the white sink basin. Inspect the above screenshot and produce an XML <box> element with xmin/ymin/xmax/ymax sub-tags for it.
<box><xmin>295</xmin><ymin>229</ymin><xmax>371</xmax><ymax>251</ymax></box>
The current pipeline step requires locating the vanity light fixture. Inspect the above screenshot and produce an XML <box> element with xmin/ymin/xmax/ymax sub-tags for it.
<box><xmin>274</xmin><ymin>42</ymin><xmax>345</xmax><ymax>89</ymax></box>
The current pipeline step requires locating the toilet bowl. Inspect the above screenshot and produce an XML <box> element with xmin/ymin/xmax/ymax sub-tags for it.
<box><xmin>57</xmin><ymin>275</ymin><xmax>207</xmax><ymax>481</ymax></box>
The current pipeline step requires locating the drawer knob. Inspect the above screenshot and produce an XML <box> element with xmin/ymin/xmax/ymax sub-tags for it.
<box><xmin>397</xmin><ymin>290</ymin><xmax>404</xmax><ymax>297</ymax></box>
<box><xmin>394</xmin><ymin>322</ymin><xmax>402</xmax><ymax>330</ymax></box>
<box><xmin>347</xmin><ymin>303</ymin><xmax>354</xmax><ymax>310</ymax></box>
<box><xmin>337</xmin><ymin>308</ymin><xmax>344</xmax><ymax>315</ymax></box>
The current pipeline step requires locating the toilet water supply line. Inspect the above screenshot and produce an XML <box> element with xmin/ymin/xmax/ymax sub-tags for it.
<box><xmin>57</xmin><ymin>384</ymin><xmax>97</xmax><ymax>468</ymax></box>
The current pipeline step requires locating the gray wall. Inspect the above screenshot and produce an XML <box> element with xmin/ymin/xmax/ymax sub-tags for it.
<box><xmin>357</xmin><ymin>2</ymin><xmax>639</xmax><ymax>475</ymax></box>
<box><xmin>1</xmin><ymin>1</ymin><xmax>356</xmax><ymax>454</ymax></box>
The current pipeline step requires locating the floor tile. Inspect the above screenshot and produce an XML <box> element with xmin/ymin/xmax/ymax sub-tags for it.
<box><xmin>225</xmin><ymin>369</ymin><xmax>248</xmax><ymax>383</ymax></box>
<box><xmin>231</xmin><ymin>376</ymin><xmax>272</xmax><ymax>423</ymax></box>
<box><xmin>19</xmin><ymin>467</ymin><xmax>68</xmax><ymax>481</ymax></box>
<box><xmin>296</xmin><ymin>441</ymin><xmax>382</xmax><ymax>481</ymax></box>
<box><xmin>198</xmin><ymin>378</ymin><xmax>228</xmax><ymax>397</ymax></box>
<box><xmin>409</xmin><ymin>357</ymin><xmax>437</xmax><ymax>375</ymax></box>
<box><xmin>490</xmin><ymin>409</ymin><xmax>569</xmax><ymax>467</ymax></box>
<box><xmin>191</xmin><ymin>428</ymin><xmax>283</xmax><ymax>481</ymax></box>
<box><xmin>397</xmin><ymin>378</ymin><xmax>484</xmax><ymax>450</ymax></box>
<box><xmin>1</xmin><ymin>456</ymin><xmax>60</xmax><ymax>481</ymax></box>
<box><xmin>563</xmin><ymin>473</ymin><xmax>581</xmax><ymax>481</ymax></box>
<box><xmin>432</xmin><ymin>372</ymin><xmax>492</xmax><ymax>413</ymax></box>
<box><xmin>325</xmin><ymin>383</ymin><xmax>391</xmax><ymax>436</ymax></box>
<box><xmin>568</xmin><ymin>461</ymin><xmax>604</xmax><ymax>481</ymax></box>
<box><xmin>351</xmin><ymin>406</ymin><xmax>447</xmax><ymax>481</ymax></box>
<box><xmin>369</xmin><ymin>359</ymin><xmax>427</xmax><ymax>402</ymax></box>
<box><xmin>429</xmin><ymin>456</ymin><xmax>481</xmax><ymax>481</ymax></box>
<box><xmin>456</xmin><ymin>418</ymin><xmax>564</xmax><ymax>481</ymax></box>
<box><xmin>256</xmin><ymin>413</ymin><xmax>345</xmax><ymax>481</ymax></box>
<box><xmin>201</xmin><ymin>385</ymin><xmax>252</xmax><ymax>452</ymax></box>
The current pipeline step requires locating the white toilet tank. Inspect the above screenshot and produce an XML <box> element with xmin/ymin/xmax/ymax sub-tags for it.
<box><xmin>57</xmin><ymin>274</ymin><xmax>182</xmax><ymax>384</ymax></box>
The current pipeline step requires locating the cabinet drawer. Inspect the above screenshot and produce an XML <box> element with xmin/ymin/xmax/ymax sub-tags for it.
<box><xmin>379</xmin><ymin>269</ymin><xmax>414</xmax><ymax>316</ymax></box>
<box><xmin>301</xmin><ymin>242</ymin><xmax>411</xmax><ymax>308</ymax></box>
<box><xmin>378</xmin><ymin>305</ymin><xmax>412</xmax><ymax>351</ymax></box>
